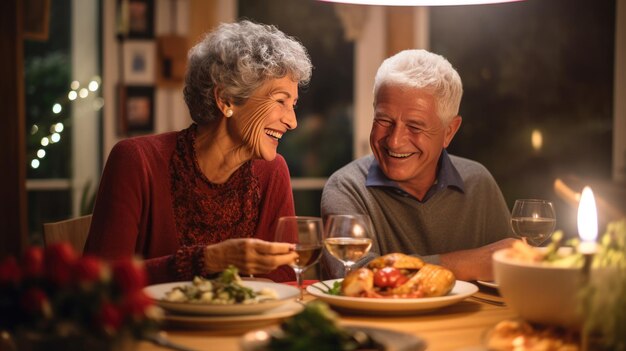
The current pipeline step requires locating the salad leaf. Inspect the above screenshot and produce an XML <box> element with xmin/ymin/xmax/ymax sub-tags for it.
<box><xmin>266</xmin><ymin>301</ymin><xmax>382</xmax><ymax>351</ymax></box>
<box><xmin>310</xmin><ymin>280</ymin><xmax>342</xmax><ymax>295</ymax></box>
<box><xmin>580</xmin><ymin>219</ymin><xmax>626</xmax><ymax>350</ymax></box>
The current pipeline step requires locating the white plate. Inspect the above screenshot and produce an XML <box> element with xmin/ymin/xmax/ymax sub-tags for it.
<box><xmin>306</xmin><ymin>279</ymin><xmax>478</xmax><ymax>315</ymax></box>
<box><xmin>241</xmin><ymin>325</ymin><xmax>427</xmax><ymax>351</ymax></box>
<box><xmin>163</xmin><ymin>301</ymin><xmax>304</xmax><ymax>330</ymax></box>
<box><xmin>144</xmin><ymin>281</ymin><xmax>299</xmax><ymax>315</ymax></box>
<box><xmin>476</xmin><ymin>280</ymin><xmax>499</xmax><ymax>289</ymax></box>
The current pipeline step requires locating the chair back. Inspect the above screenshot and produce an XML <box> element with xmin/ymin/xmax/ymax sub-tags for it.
<box><xmin>43</xmin><ymin>214</ymin><xmax>93</xmax><ymax>254</ymax></box>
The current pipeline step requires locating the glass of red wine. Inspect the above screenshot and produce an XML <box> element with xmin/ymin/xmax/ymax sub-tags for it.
<box><xmin>275</xmin><ymin>216</ymin><xmax>324</xmax><ymax>301</ymax></box>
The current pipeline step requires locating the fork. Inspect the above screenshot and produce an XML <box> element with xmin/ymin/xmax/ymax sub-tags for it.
<box><xmin>469</xmin><ymin>295</ymin><xmax>507</xmax><ymax>307</ymax></box>
<box><xmin>144</xmin><ymin>332</ymin><xmax>199</xmax><ymax>351</ymax></box>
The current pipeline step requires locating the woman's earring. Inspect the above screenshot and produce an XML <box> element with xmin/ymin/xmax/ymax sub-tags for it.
<box><xmin>225</xmin><ymin>109</ymin><xmax>233</xmax><ymax>118</ymax></box>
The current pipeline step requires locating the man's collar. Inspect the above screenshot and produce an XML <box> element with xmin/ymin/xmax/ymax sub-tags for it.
<box><xmin>365</xmin><ymin>150</ymin><xmax>465</xmax><ymax>201</ymax></box>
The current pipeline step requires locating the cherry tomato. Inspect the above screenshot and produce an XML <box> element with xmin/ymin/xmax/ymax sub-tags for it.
<box><xmin>394</xmin><ymin>274</ymin><xmax>409</xmax><ymax>287</ymax></box>
<box><xmin>373</xmin><ymin>267</ymin><xmax>407</xmax><ymax>288</ymax></box>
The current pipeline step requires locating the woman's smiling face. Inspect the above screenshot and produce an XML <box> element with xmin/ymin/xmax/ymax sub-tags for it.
<box><xmin>370</xmin><ymin>84</ymin><xmax>460</xmax><ymax>198</ymax></box>
<box><xmin>229</xmin><ymin>76</ymin><xmax>299</xmax><ymax>161</ymax></box>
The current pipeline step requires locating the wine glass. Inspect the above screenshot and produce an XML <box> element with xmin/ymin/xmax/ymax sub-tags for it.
<box><xmin>511</xmin><ymin>199</ymin><xmax>556</xmax><ymax>246</ymax></box>
<box><xmin>275</xmin><ymin>216</ymin><xmax>324</xmax><ymax>301</ymax></box>
<box><xmin>323</xmin><ymin>214</ymin><xmax>374</xmax><ymax>277</ymax></box>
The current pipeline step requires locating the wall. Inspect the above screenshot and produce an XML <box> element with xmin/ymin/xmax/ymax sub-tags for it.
<box><xmin>72</xmin><ymin>0</ymin><xmax>99</xmax><ymax>216</ymax></box>
<box><xmin>101</xmin><ymin>0</ymin><xmax>626</xmax><ymax>184</ymax></box>
<box><xmin>615</xmin><ymin>0</ymin><xmax>626</xmax><ymax>183</ymax></box>
<box><xmin>0</xmin><ymin>0</ymin><xmax>28</xmax><ymax>256</ymax></box>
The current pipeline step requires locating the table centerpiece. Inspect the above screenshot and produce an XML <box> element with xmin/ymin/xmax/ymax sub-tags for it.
<box><xmin>0</xmin><ymin>243</ymin><xmax>161</xmax><ymax>351</ymax></box>
<box><xmin>492</xmin><ymin>206</ymin><xmax>625</xmax><ymax>351</ymax></box>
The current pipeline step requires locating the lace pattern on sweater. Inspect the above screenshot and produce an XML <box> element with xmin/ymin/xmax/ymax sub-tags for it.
<box><xmin>169</xmin><ymin>125</ymin><xmax>260</xmax><ymax>279</ymax></box>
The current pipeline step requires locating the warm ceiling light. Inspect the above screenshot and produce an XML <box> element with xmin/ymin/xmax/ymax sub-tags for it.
<box><xmin>320</xmin><ymin>0</ymin><xmax>523</xmax><ymax>5</ymax></box>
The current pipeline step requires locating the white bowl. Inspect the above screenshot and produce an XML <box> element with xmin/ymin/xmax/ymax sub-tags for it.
<box><xmin>492</xmin><ymin>248</ymin><xmax>584</xmax><ymax>328</ymax></box>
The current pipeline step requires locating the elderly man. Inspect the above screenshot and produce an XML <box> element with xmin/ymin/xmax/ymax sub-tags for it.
<box><xmin>321</xmin><ymin>49</ymin><xmax>516</xmax><ymax>281</ymax></box>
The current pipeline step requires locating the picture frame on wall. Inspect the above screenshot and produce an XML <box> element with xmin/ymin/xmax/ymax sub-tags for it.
<box><xmin>122</xmin><ymin>40</ymin><xmax>156</xmax><ymax>85</ymax></box>
<box><xmin>118</xmin><ymin>85</ymin><xmax>154</xmax><ymax>136</ymax></box>
<box><xmin>118</xmin><ymin>0</ymin><xmax>155</xmax><ymax>39</ymax></box>
<box><xmin>156</xmin><ymin>35</ymin><xmax>188</xmax><ymax>87</ymax></box>
<box><xmin>24</xmin><ymin>0</ymin><xmax>51</xmax><ymax>41</ymax></box>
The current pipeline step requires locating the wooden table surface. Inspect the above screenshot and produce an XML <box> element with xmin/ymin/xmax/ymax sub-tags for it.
<box><xmin>138</xmin><ymin>286</ymin><xmax>516</xmax><ymax>351</ymax></box>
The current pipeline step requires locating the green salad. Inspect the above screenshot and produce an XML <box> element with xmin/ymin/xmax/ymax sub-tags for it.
<box><xmin>163</xmin><ymin>266</ymin><xmax>278</xmax><ymax>304</ymax></box>
<box><xmin>266</xmin><ymin>301</ymin><xmax>383</xmax><ymax>351</ymax></box>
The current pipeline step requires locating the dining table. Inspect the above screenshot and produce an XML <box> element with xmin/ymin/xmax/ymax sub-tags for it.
<box><xmin>137</xmin><ymin>283</ymin><xmax>516</xmax><ymax>351</ymax></box>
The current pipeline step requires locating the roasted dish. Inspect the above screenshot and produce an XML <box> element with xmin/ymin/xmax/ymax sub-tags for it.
<box><xmin>341</xmin><ymin>253</ymin><xmax>455</xmax><ymax>298</ymax></box>
<box><xmin>486</xmin><ymin>319</ymin><xmax>580</xmax><ymax>351</ymax></box>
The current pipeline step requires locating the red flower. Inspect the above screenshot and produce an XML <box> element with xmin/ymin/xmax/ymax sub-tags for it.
<box><xmin>22</xmin><ymin>246</ymin><xmax>45</xmax><ymax>278</ymax></box>
<box><xmin>74</xmin><ymin>255</ymin><xmax>108</xmax><ymax>286</ymax></box>
<box><xmin>112</xmin><ymin>258</ymin><xmax>147</xmax><ymax>293</ymax></box>
<box><xmin>97</xmin><ymin>301</ymin><xmax>123</xmax><ymax>333</ymax></box>
<box><xmin>0</xmin><ymin>256</ymin><xmax>21</xmax><ymax>286</ymax></box>
<box><xmin>20</xmin><ymin>287</ymin><xmax>52</xmax><ymax>318</ymax></box>
<box><xmin>0</xmin><ymin>245</ymin><xmax>160</xmax><ymax>337</ymax></box>
<box><xmin>45</xmin><ymin>243</ymin><xmax>78</xmax><ymax>286</ymax></box>
<box><xmin>121</xmin><ymin>290</ymin><xmax>153</xmax><ymax>319</ymax></box>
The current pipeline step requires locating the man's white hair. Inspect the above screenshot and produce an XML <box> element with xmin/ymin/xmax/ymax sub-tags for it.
<box><xmin>373</xmin><ymin>49</ymin><xmax>463</xmax><ymax>124</ymax></box>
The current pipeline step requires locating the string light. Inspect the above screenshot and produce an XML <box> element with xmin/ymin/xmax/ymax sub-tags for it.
<box><xmin>88</xmin><ymin>80</ymin><xmax>99</xmax><ymax>92</ymax></box>
<box><xmin>32</xmin><ymin>77</ymin><xmax>101</xmax><ymax>171</ymax></box>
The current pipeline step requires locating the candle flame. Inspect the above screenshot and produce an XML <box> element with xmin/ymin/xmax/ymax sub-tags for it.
<box><xmin>577</xmin><ymin>186</ymin><xmax>598</xmax><ymax>242</ymax></box>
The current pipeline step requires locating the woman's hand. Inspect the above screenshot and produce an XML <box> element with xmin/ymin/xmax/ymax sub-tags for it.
<box><xmin>203</xmin><ymin>238</ymin><xmax>298</xmax><ymax>275</ymax></box>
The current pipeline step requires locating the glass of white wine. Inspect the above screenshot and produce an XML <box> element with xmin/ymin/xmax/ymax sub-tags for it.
<box><xmin>275</xmin><ymin>216</ymin><xmax>324</xmax><ymax>301</ymax></box>
<box><xmin>511</xmin><ymin>199</ymin><xmax>556</xmax><ymax>246</ymax></box>
<box><xmin>323</xmin><ymin>214</ymin><xmax>374</xmax><ymax>277</ymax></box>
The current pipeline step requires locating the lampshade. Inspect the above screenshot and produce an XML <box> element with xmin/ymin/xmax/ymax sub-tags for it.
<box><xmin>320</xmin><ymin>0</ymin><xmax>523</xmax><ymax>5</ymax></box>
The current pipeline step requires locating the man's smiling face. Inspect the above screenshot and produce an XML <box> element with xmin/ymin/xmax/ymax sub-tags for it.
<box><xmin>370</xmin><ymin>84</ymin><xmax>461</xmax><ymax>198</ymax></box>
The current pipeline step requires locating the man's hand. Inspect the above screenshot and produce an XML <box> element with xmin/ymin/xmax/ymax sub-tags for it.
<box><xmin>203</xmin><ymin>238</ymin><xmax>298</xmax><ymax>275</ymax></box>
<box><xmin>439</xmin><ymin>238</ymin><xmax>518</xmax><ymax>281</ymax></box>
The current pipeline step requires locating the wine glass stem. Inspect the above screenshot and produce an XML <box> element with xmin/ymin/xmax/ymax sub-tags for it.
<box><xmin>296</xmin><ymin>272</ymin><xmax>304</xmax><ymax>301</ymax></box>
<box><xmin>344</xmin><ymin>263</ymin><xmax>353</xmax><ymax>277</ymax></box>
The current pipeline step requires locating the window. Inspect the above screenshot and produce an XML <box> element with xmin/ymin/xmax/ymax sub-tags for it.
<box><xmin>25</xmin><ymin>0</ymin><xmax>102</xmax><ymax>244</ymax></box>
<box><xmin>430</xmin><ymin>0</ymin><xmax>616</xmax><ymax>236</ymax></box>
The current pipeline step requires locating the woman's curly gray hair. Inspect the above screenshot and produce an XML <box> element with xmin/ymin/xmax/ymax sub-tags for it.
<box><xmin>184</xmin><ymin>20</ymin><xmax>313</xmax><ymax>124</ymax></box>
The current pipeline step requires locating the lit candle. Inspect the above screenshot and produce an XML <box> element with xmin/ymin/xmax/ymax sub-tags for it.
<box><xmin>577</xmin><ymin>186</ymin><xmax>598</xmax><ymax>254</ymax></box>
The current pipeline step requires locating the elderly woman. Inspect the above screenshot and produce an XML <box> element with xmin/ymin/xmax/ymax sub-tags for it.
<box><xmin>85</xmin><ymin>20</ymin><xmax>313</xmax><ymax>283</ymax></box>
